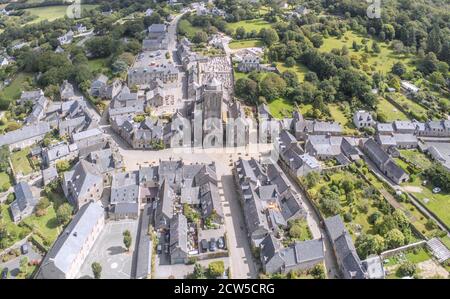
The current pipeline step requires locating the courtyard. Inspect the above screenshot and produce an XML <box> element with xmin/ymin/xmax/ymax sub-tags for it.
<box><xmin>77</xmin><ymin>219</ymin><xmax>139</xmax><ymax>279</ymax></box>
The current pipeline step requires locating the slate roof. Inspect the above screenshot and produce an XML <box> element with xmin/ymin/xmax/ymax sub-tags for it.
<box><xmin>0</xmin><ymin>122</ymin><xmax>51</xmax><ymax>147</ymax></box>
<box><xmin>38</xmin><ymin>201</ymin><xmax>104</xmax><ymax>277</ymax></box>
<box><xmin>134</xmin><ymin>203</ymin><xmax>152</xmax><ymax>279</ymax></box>
<box><xmin>111</xmin><ymin>171</ymin><xmax>139</xmax><ymax>204</ymax></box>
<box><xmin>325</xmin><ymin>215</ymin><xmax>367</xmax><ymax>279</ymax></box>
<box><xmin>10</xmin><ymin>182</ymin><xmax>37</xmax><ymax>218</ymax></box>
<box><xmin>63</xmin><ymin>160</ymin><xmax>103</xmax><ymax>204</ymax></box>
<box><xmin>169</xmin><ymin>213</ymin><xmax>188</xmax><ymax>255</ymax></box>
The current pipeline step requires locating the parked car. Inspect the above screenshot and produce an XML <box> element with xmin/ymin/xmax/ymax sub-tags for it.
<box><xmin>433</xmin><ymin>187</ymin><xmax>441</xmax><ymax>194</ymax></box>
<box><xmin>217</xmin><ymin>237</ymin><xmax>225</xmax><ymax>249</ymax></box>
<box><xmin>1</xmin><ymin>267</ymin><xmax>8</xmax><ymax>279</ymax></box>
<box><xmin>21</xmin><ymin>244</ymin><xmax>29</xmax><ymax>255</ymax></box>
<box><xmin>200</xmin><ymin>239</ymin><xmax>208</xmax><ymax>253</ymax></box>
<box><xmin>209</xmin><ymin>238</ymin><xmax>217</xmax><ymax>252</ymax></box>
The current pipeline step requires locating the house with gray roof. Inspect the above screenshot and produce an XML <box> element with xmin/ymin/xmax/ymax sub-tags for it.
<box><xmin>417</xmin><ymin>120</ymin><xmax>450</xmax><ymax>137</ymax></box>
<box><xmin>393</xmin><ymin>121</ymin><xmax>416</xmax><ymax>134</ymax></box>
<box><xmin>42</xmin><ymin>166</ymin><xmax>58</xmax><ymax>185</ymax></box>
<box><xmin>42</xmin><ymin>142</ymin><xmax>78</xmax><ymax>167</ymax></box>
<box><xmin>90</xmin><ymin>74</ymin><xmax>108</xmax><ymax>97</ymax></box>
<box><xmin>362</xmin><ymin>138</ymin><xmax>409</xmax><ymax>184</ymax></box>
<box><xmin>62</xmin><ymin>160</ymin><xmax>104</xmax><ymax>209</ymax></box>
<box><xmin>0</xmin><ymin>122</ymin><xmax>51</xmax><ymax>150</ymax></box>
<box><xmin>169</xmin><ymin>213</ymin><xmax>188</xmax><ymax>264</ymax></box>
<box><xmin>109</xmin><ymin>171</ymin><xmax>139</xmax><ymax>220</ymax></box>
<box><xmin>353</xmin><ymin>110</ymin><xmax>375</xmax><ymax>129</ymax></box>
<box><xmin>260</xmin><ymin>234</ymin><xmax>325</xmax><ymax>274</ymax></box>
<box><xmin>376</xmin><ymin>123</ymin><xmax>394</xmax><ymax>135</ymax></box>
<box><xmin>72</xmin><ymin>128</ymin><xmax>103</xmax><ymax>149</ymax></box>
<box><xmin>36</xmin><ymin>201</ymin><xmax>105</xmax><ymax>279</ymax></box>
<box><xmin>19</xmin><ymin>89</ymin><xmax>44</xmax><ymax>105</ymax></box>
<box><xmin>134</xmin><ymin>203</ymin><xmax>153</xmax><ymax>279</ymax></box>
<box><xmin>87</xmin><ymin>147</ymin><xmax>122</xmax><ymax>175</ymax></box>
<box><xmin>154</xmin><ymin>179</ymin><xmax>174</xmax><ymax>229</ymax></box>
<box><xmin>60</xmin><ymin>80</ymin><xmax>75</xmax><ymax>101</ymax></box>
<box><xmin>10</xmin><ymin>182</ymin><xmax>38</xmax><ymax>223</ymax></box>
<box><xmin>324</xmin><ymin>215</ymin><xmax>367</xmax><ymax>279</ymax></box>
<box><xmin>25</xmin><ymin>96</ymin><xmax>48</xmax><ymax>124</ymax></box>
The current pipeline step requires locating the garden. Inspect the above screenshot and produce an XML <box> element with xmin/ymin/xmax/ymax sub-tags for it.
<box><xmin>10</xmin><ymin>147</ymin><xmax>34</xmax><ymax>176</ymax></box>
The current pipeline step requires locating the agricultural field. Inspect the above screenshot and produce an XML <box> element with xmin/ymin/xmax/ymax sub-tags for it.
<box><xmin>23</xmin><ymin>4</ymin><xmax>99</xmax><ymax>24</ymax></box>
<box><xmin>228</xmin><ymin>39</ymin><xmax>263</xmax><ymax>49</ymax></box>
<box><xmin>267</xmin><ymin>98</ymin><xmax>294</xmax><ymax>119</ymax></box>
<box><xmin>320</xmin><ymin>31</ymin><xmax>415</xmax><ymax>73</ymax></box>
<box><xmin>10</xmin><ymin>147</ymin><xmax>33</xmax><ymax>176</ymax></box>
<box><xmin>226</xmin><ymin>18</ymin><xmax>272</xmax><ymax>34</ymax></box>
<box><xmin>275</xmin><ymin>62</ymin><xmax>309</xmax><ymax>82</ymax></box>
<box><xmin>376</xmin><ymin>97</ymin><xmax>409</xmax><ymax>122</ymax></box>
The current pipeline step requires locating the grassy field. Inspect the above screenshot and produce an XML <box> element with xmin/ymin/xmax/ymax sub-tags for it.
<box><xmin>228</xmin><ymin>39</ymin><xmax>263</xmax><ymax>49</ymax></box>
<box><xmin>327</xmin><ymin>104</ymin><xmax>359</xmax><ymax>134</ymax></box>
<box><xmin>2</xmin><ymin>73</ymin><xmax>33</xmax><ymax>103</ymax></box>
<box><xmin>398</xmin><ymin>150</ymin><xmax>432</xmax><ymax>170</ymax></box>
<box><xmin>267</xmin><ymin>98</ymin><xmax>294</xmax><ymax>119</ymax></box>
<box><xmin>320</xmin><ymin>31</ymin><xmax>415</xmax><ymax>73</ymax></box>
<box><xmin>23</xmin><ymin>4</ymin><xmax>98</xmax><ymax>24</ymax></box>
<box><xmin>377</xmin><ymin>97</ymin><xmax>409</xmax><ymax>121</ymax></box>
<box><xmin>178</xmin><ymin>19</ymin><xmax>200</xmax><ymax>39</ymax></box>
<box><xmin>226</xmin><ymin>18</ymin><xmax>272</xmax><ymax>34</ymax></box>
<box><xmin>10</xmin><ymin>148</ymin><xmax>33</xmax><ymax>176</ymax></box>
<box><xmin>388</xmin><ymin>93</ymin><xmax>427</xmax><ymax>120</ymax></box>
<box><xmin>0</xmin><ymin>172</ymin><xmax>11</xmax><ymax>190</ymax></box>
<box><xmin>275</xmin><ymin>62</ymin><xmax>309</xmax><ymax>82</ymax></box>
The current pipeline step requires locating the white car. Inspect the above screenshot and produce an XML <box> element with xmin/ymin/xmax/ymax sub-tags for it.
<box><xmin>432</xmin><ymin>187</ymin><xmax>441</xmax><ymax>194</ymax></box>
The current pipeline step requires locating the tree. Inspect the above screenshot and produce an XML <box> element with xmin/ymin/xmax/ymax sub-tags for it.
<box><xmin>385</xmin><ymin>229</ymin><xmax>406</xmax><ymax>249</ymax></box>
<box><xmin>304</xmin><ymin>171</ymin><xmax>320</xmax><ymax>188</ymax></box>
<box><xmin>56</xmin><ymin>160</ymin><xmax>71</xmax><ymax>173</ymax></box>
<box><xmin>235</xmin><ymin>26</ymin><xmax>246</xmax><ymax>39</ymax></box>
<box><xmin>123</xmin><ymin>230</ymin><xmax>132</xmax><ymax>251</ymax></box>
<box><xmin>207</xmin><ymin>261</ymin><xmax>224</xmax><ymax>278</ymax></box>
<box><xmin>192</xmin><ymin>31</ymin><xmax>208</xmax><ymax>44</ymax></box>
<box><xmin>397</xmin><ymin>261</ymin><xmax>416</xmax><ymax>277</ymax></box>
<box><xmin>56</xmin><ymin>203</ymin><xmax>73</xmax><ymax>225</ymax></box>
<box><xmin>355</xmin><ymin>233</ymin><xmax>385</xmax><ymax>259</ymax></box>
<box><xmin>111</xmin><ymin>59</ymin><xmax>128</xmax><ymax>74</ymax></box>
<box><xmin>91</xmin><ymin>262</ymin><xmax>102</xmax><ymax>279</ymax></box>
<box><xmin>259</xmin><ymin>73</ymin><xmax>286</xmax><ymax>100</ymax></box>
<box><xmin>235</xmin><ymin>78</ymin><xmax>258</xmax><ymax>103</ymax></box>
<box><xmin>261</xmin><ymin>28</ymin><xmax>279</xmax><ymax>46</ymax></box>
<box><xmin>285</xmin><ymin>56</ymin><xmax>295</xmax><ymax>67</ymax></box>
<box><xmin>427</xmin><ymin>24</ymin><xmax>442</xmax><ymax>55</ymax></box>
<box><xmin>190</xmin><ymin>263</ymin><xmax>206</xmax><ymax>279</ymax></box>
<box><xmin>372</xmin><ymin>42</ymin><xmax>381</xmax><ymax>53</ymax></box>
<box><xmin>19</xmin><ymin>256</ymin><xmax>28</xmax><ymax>276</ymax></box>
<box><xmin>36</xmin><ymin>197</ymin><xmax>51</xmax><ymax>216</ymax></box>
<box><xmin>310</xmin><ymin>264</ymin><xmax>326</xmax><ymax>279</ymax></box>
<box><xmin>392</xmin><ymin>62</ymin><xmax>406</xmax><ymax>77</ymax></box>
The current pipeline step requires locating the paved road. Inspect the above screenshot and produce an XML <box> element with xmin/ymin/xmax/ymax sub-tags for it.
<box><xmin>281</xmin><ymin>167</ymin><xmax>340</xmax><ymax>279</ymax></box>
<box><xmin>116</xmin><ymin>145</ymin><xmax>275</xmax><ymax>278</ymax></box>
<box><xmin>0</xmin><ymin>240</ymin><xmax>42</xmax><ymax>279</ymax></box>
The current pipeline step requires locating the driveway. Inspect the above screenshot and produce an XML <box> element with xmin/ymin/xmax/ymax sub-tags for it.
<box><xmin>0</xmin><ymin>241</ymin><xmax>42</xmax><ymax>279</ymax></box>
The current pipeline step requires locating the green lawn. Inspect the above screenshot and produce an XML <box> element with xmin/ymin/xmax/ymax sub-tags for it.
<box><xmin>327</xmin><ymin>104</ymin><xmax>359</xmax><ymax>135</ymax></box>
<box><xmin>384</xmin><ymin>247</ymin><xmax>432</xmax><ymax>270</ymax></box>
<box><xmin>228</xmin><ymin>39</ymin><xmax>263</xmax><ymax>49</ymax></box>
<box><xmin>10</xmin><ymin>148</ymin><xmax>33</xmax><ymax>176</ymax></box>
<box><xmin>275</xmin><ymin>62</ymin><xmax>309</xmax><ymax>82</ymax></box>
<box><xmin>299</xmin><ymin>104</ymin><xmax>313</xmax><ymax>115</ymax></box>
<box><xmin>267</xmin><ymin>98</ymin><xmax>294</xmax><ymax>119</ymax></box>
<box><xmin>398</xmin><ymin>150</ymin><xmax>432</xmax><ymax>170</ymax></box>
<box><xmin>402</xmin><ymin>176</ymin><xmax>450</xmax><ymax>228</ymax></box>
<box><xmin>22</xmin><ymin>205</ymin><xmax>61</xmax><ymax>244</ymax></box>
<box><xmin>320</xmin><ymin>30</ymin><xmax>415</xmax><ymax>73</ymax></box>
<box><xmin>0</xmin><ymin>172</ymin><xmax>11</xmax><ymax>190</ymax></box>
<box><xmin>23</xmin><ymin>4</ymin><xmax>98</xmax><ymax>24</ymax></box>
<box><xmin>389</xmin><ymin>93</ymin><xmax>427</xmax><ymax>120</ymax></box>
<box><xmin>2</xmin><ymin>73</ymin><xmax>33</xmax><ymax>103</ymax></box>
<box><xmin>87</xmin><ymin>58</ymin><xmax>108</xmax><ymax>73</ymax></box>
<box><xmin>178</xmin><ymin>19</ymin><xmax>201</xmax><ymax>39</ymax></box>
<box><xmin>377</xmin><ymin>97</ymin><xmax>409</xmax><ymax>121</ymax></box>
<box><xmin>440</xmin><ymin>236</ymin><xmax>450</xmax><ymax>250</ymax></box>
<box><xmin>226</xmin><ymin>18</ymin><xmax>272</xmax><ymax>34</ymax></box>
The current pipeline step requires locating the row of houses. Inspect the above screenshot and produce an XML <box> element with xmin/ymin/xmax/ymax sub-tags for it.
<box><xmin>233</xmin><ymin>158</ymin><xmax>327</xmax><ymax>274</ymax></box>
